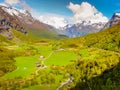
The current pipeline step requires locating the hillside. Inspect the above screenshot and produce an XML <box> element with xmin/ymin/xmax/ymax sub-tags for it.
<box><xmin>62</xmin><ymin>23</ymin><xmax>120</xmax><ymax>52</ymax></box>
<box><xmin>59</xmin><ymin>23</ymin><xmax>120</xmax><ymax>90</ymax></box>
<box><xmin>0</xmin><ymin>5</ymin><xmax>60</xmax><ymax>42</ymax></box>
<box><xmin>83</xmin><ymin>23</ymin><xmax>120</xmax><ymax>52</ymax></box>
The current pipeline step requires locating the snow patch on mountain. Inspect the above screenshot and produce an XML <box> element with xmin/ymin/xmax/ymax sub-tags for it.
<box><xmin>19</xmin><ymin>9</ymin><xmax>27</xmax><ymax>14</ymax></box>
<box><xmin>38</xmin><ymin>2</ymin><xmax>108</xmax><ymax>30</ymax></box>
<box><xmin>39</xmin><ymin>15</ymin><xmax>68</xmax><ymax>29</ymax></box>
<box><xmin>115</xmin><ymin>13</ymin><xmax>120</xmax><ymax>16</ymax></box>
<box><xmin>67</xmin><ymin>2</ymin><xmax>108</xmax><ymax>24</ymax></box>
<box><xmin>1</xmin><ymin>5</ymin><xmax>30</xmax><ymax>17</ymax></box>
<box><xmin>2</xmin><ymin>6</ymin><xmax>19</xmax><ymax>15</ymax></box>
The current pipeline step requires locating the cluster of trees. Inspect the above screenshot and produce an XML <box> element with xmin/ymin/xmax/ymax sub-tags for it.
<box><xmin>60</xmin><ymin>23</ymin><xmax>120</xmax><ymax>90</ymax></box>
<box><xmin>0</xmin><ymin>47</ymin><xmax>119</xmax><ymax>90</ymax></box>
<box><xmin>19</xmin><ymin>44</ymin><xmax>40</xmax><ymax>56</ymax></box>
<box><xmin>0</xmin><ymin>47</ymin><xmax>17</xmax><ymax>76</ymax></box>
<box><xmin>62</xmin><ymin>48</ymin><xmax>120</xmax><ymax>90</ymax></box>
<box><xmin>0</xmin><ymin>35</ymin><xmax>13</xmax><ymax>46</ymax></box>
<box><xmin>70</xmin><ymin>61</ymin><xmax>120</xmax><ymax>90</ymax></box>
<box><xmin>0</xmin><ymin>65</ymin><xmax>67</xmax><ymax>90</ymax></box>
<box><xmin>0</xmin><ymin>77</ymin><xmax>38</xmax><ymax>90</ymax></box>
<box><xmin>83</xmin><ymin>23</ymin><xmax>120</xmax><ymax>52</ymax></box>
<box><xmin>0</xmin><ymin>44</ymin><xmax>39</xmax><ymax>77</ymax></box>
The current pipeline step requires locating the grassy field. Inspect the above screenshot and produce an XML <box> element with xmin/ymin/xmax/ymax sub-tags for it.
<box><xmin>3</xmin><ymin>55</ymin><xmax>39</xmax><ymax>78</ymax></box>
<box><xmin>3</xmin><ymin>45</ymin><xmax>77</xmax><ymax>79</ymax></box>
<box><xmin>45</xmin><ymin>51</ymin><xmax>77</xmax><ymax>66</ymax></box>
<box><xmin>23</xmin><ymin>85</ymin><xmax>57</xmax><ymax>90</ymax></box>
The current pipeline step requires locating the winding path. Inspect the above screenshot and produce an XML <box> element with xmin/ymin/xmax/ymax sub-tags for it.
<box><xmin>35</xmin><ymin>51</ymin><xmax>54</xmax><ymax>76</ymax></box>
<box><xmin>35</xmin><ymin>66</ymin><xmax>47</xmax><ymax>76</ymax></box>
<box><xmin>44</xmin><ymin>51</ymin><xmax>54</xmax><ymax>60</ymax></box>
<box><xmin>57</xmin><ymin>78</ymin><xmax>73</xmax><ymax>90</ymax></box>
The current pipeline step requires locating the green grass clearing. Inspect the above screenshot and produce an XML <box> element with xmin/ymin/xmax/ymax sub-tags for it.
<box><xmin>23</xmin><ymin>85</ymin><xmax>57</xmax><ymax>90</ymax></box>
<box><xmin>3</xmin><ymin>55</ymin><xmax>39</xmax><ymax>78</ymax></box>
<box><xmin>45</xmin><ymin>51</ymin><xmax>77</xmax><ymax>66</ymax></box>
<box><xmin>3</xmin><ymin>45</ymin><xmax>77</xmax><ymax>78</ymax></box>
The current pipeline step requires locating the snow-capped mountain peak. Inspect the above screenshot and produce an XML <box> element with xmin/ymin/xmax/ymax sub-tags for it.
<box><xmin>38</xmin><ymin>2</ymin><xmax>108</xmax><ymax>31</ymax></box>
<box><xmin>115</xmin><ymin>12</ymin><xmax>120</xmax><ymax>16</ymax></box>
<box><xmin>0</xmin><ymin>4</ymin><xmax>35</xmax><ymax>25</ymax></box>
<box><xmin>0</xmin><ymin>4</ymin><xmax>31</xmax><ymax>17</ymax></box>
<box><xmin>1</xmin><ymin>6</ymin><xmax>19</xmax><ymax>16</ymax></box>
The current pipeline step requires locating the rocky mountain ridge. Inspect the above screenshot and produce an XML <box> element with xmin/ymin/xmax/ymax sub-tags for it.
<box><xmin>103</xmin><ymin>13</ymin><xmax>120</xmax><ymax>29</ymax></box>
<box><xmin>64</xmin><ymin>21</ymin><xmax>106</xmax><ymax>37</ymax></box>
<box><xmin>0</xmin><ymin>5</ymin><xmax>59</xmax><ymax>40</ymax></box>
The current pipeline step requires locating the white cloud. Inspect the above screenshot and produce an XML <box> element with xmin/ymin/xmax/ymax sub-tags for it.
<box><xmin>4</xmin><ymin>0</ymin><xmax>20</xmax><ymax>5</ymax></box>
<box><xmin>20</xmin><ymin>1</ymin><xmax>33</xmax><ymax>12</ymax></box>
<box><xmin>39</xmin><ymin>14</ymin><xmax>68</xmax><ymax>29</ymax></box>
<box><xmin>67</xmin><ymin>2</ymin><xmax>108</xmax><ymax>24</ymax></box>
<box><xmin>4</xmin><ymin>0</ymin><xmax>32</xmax><ymax>12</ymax></box>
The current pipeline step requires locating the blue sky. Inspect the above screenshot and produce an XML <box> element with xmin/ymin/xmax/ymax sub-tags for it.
<box><xmin>25</xmin><ymin>0</ymin><xmax>120</xmax><ymax>18</ymax></box>
<box><xmin>0</xmin><ymin>0</ymin><xmax>120</xmax><ymax>18</ymax></box>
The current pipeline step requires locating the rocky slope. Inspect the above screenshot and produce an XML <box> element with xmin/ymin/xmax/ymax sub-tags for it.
<box><xmin>103</xmin><ymin>13</ymin><xmax>120</xmax><ymax>29</ymax></box>
<box><xmin>0</xmin><ymin>5</ymin><xmax>58</xmax><ymax>40</ymax></box>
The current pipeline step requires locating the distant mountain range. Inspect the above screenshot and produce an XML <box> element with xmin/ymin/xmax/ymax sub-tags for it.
<box><xmin>43</xmin><ymin>13</ymin><xmax>120</xmax><ymax>38</ymax></box>
<box><xmin>39</xmin><ymin>12</ymin><xmax>120</xmax><ymax>38</ymax></box>
<box><xmin>38</xmin><ymin>2</ymin><xmax>109</xmax><ymax>37</ymax></box>
<box><xmin>64</xmin><ymin>22</ymin><xmax>106</xmax><ymax>37</ymax></box>
<box><xmin>0</xmin><ymin>4</ymin><xmax>120</xmax><ymax>40</ymax></box>
<box><xmin>65</xmin><ymin>12</ymin><xmax>120</xmax><ymax>37</ymax></box>
<box><xmin>37</xmin><ymin>2</ymin><xmax>120</xmax><ymax>38</ymax></box>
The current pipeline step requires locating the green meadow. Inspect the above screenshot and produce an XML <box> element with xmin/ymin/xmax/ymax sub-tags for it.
<box><xmin>23</xmin><ymin>85</ymin><xmax>57</xmax><ymax>90</ymax></box>
<box><xmin>3</xmin><ymin>55</ymin><xmax>39</xmax><ymax>78</ymax></box>
<box><xmin>3</xmin><ymin>44</ymin><xmax>77</xmax><ymax>79</ymax></box>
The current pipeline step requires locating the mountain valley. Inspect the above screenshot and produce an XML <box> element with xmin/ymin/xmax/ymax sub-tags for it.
<box><xmin>0</xmin><ymin>1</ymin><xmax>120</xmax><ymax>90</ymax></box>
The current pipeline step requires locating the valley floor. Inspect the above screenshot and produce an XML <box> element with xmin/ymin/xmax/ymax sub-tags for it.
<box><xmin>0</xmin><ymin>41</ymin><xmax>120</xmax><ymax>90</ymax></box>
<box><xmin>0</xmin><ymin>43</ymin><xmax>77</xmax><ymax>90</ymax></box>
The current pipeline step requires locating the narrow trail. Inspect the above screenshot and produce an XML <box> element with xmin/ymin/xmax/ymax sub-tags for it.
<box><xmin>35</xmin><ymin>66</ymin><xmax>47</xmax><ymax>76</ymax></box>
<box><xmin>35</xmin><ymin>51</ymin><xmax>54</xmax><ymax>76</ymax></box>
<box><xmin>57</xmin><ymin>78</ymin><xmax>73</xmax><ymax>90</ymax></box>
<box><xmin>44</xmin><ymin>51</ymin><xmax>54</xmax><ymax>60</ymax></box>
